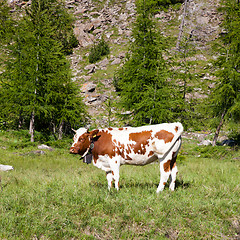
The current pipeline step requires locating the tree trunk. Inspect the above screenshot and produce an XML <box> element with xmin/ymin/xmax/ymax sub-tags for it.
<box><xmin>29</xmin><ymin>111</ymin><xmax>35</xmax><ymax>142</ymax></box>
<box><xmin>18</xmin><ymin>113</ymin><xmax>23</xmax><ymax>129</ymax></box>
<box><xmin>176</xmin><ymin>0</ymin><xmax>188</xmax><ymax>51</ymax></box>
<box><xmin>212</xmin><ymin>109</ymin><xmax>226</xmax><ymax>146</ymax></box>
<box><xmin>58</xmin><ymin>120</ymin><xmax>64</xmax><ymax>140</ymax></box>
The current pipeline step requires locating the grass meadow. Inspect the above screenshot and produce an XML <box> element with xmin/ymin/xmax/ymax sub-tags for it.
<box><xmin>0</xmin><ymin>131</ymin><xmax>239</xmax><ymax>239</ymax></box>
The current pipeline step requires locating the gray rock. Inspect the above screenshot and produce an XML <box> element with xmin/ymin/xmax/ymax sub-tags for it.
<box><xmin>81</xmin><ymin>82</ymin><xmax>96</xmax><ymax>93</ymax></box>
<box><xmin>98</xmin><ymin>58</ymin><xmax>109</xmax><ymax>68</ymax></box>
<box><xmin>74</xmin><ymin>25</ymin><xmax>94</xmax><ymax>47</ymax></box>
<box><xmin>0</xmin><ymin>164</ymin><xmax>14</xmax><ymax>171</ymax></box>
<box><xmin>84</xmin><ymin>64</ymin><xmax>95</xmax><ymax>71</ymax></box>
<box><xmin>38</xmin><ymin>144</ymin><xmax>53</xmax><ymax>151</ymax></box>
<box><xmin>198</xmin><ymin>140</ymin><xmax>212</xmax><ymax>146</ymax></box>
<box><xmin>111</xmin><ymin>58</ymin><xmax>121</xmax><ymax>65</ymax></box>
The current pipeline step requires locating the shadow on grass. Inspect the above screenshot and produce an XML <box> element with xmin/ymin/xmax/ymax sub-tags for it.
<box><xmin>175</xmin><ymin>178</ymin><xmax>191</xmax><ymax>190</ymax></box>
<box><xmin>89</xmin><ymin>178</ymin><xmax>191</xmax><ymax>191</ymax></box>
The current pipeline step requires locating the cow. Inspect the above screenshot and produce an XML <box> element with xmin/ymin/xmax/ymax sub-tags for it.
<box><xmin>70</xmin><ymin>122</ymin><xmax>183</xmax><ymax>193</ymax></box>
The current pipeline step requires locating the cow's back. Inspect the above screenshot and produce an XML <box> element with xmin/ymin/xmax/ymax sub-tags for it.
<box><xmin>95</xmin><ymin>122</ymin><xmax>183</xmax><ymax>165</ymax></box>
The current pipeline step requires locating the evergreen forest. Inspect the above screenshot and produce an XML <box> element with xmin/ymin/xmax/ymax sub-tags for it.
<box><xmin>0</xmin><ymin>0</ymin><xmax>239</xmax><ymax>144</ymax></box>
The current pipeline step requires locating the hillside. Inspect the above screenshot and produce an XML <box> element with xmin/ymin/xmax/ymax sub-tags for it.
<box><xmin>69</xmin><ymin>0</ymin><xmax>223</xmax><ymax>128</ymax></box>
<box><xmin>8</xmin><ymin>0</ymin><xmax>224</xmax><ymax>128</ymax></box>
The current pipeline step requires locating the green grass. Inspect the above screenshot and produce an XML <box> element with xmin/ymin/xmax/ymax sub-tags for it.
<box><xmin>0</xmin><ymin>131</ymin><xmax>239</xmax><ymax>239</ymax></box>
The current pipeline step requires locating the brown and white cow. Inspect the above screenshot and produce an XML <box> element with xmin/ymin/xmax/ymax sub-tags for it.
<box><xmin>70</xmin><ymin>122</ymin><xmax>183</xmax><ymax>193</ymax></box>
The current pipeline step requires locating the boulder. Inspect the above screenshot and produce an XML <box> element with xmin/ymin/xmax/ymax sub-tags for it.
<box><xmin>81</xmin><ymin>82</ymin><xmax>96</xmax><ymax>93</ymax></box>
<box><xmin>38</xmin><ymin>144</ymin><xmax>53</xmax><ymax>151</ymax></box>
<box><xmin>98</xmin><ymin>58</ymin><xmax>109</xmax><ymax>68</ymax></box>
<box><xmin>84</xmin><ymin>64</ymin><xmax>95</xmax><ymax>71</ymax></box>
<box><xmin>111</xmin><ymin>58</ymin><xmax>121</xmax><ymax>65</ymax></box>
<box><xmin>0</xmin><ymin>164</ymin><xmax>14</xmax><ymax>171</ymax></box>
<box><xmin>220</xmin><ymin>139</ymin><xmax>237</xmax><ymax>147</ymax></box>
<box><xmin>198</xmin><ymin>140</ymin><xmax>212</xmax><ymax>146</ymax></box>
<box><xmin>74</xmin><ymin>25</ymin><xmax>94</xmax><ymax>47</ymax></box>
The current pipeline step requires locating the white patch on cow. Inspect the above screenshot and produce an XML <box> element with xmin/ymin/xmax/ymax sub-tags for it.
<box><xmin>93</xmin><ymin>155</ymin><xmax>111</xmax><ymax>172</ymax></box>
<box><xmin>71</xmin><ymin>128</ymin><xmax>88</xmax><ymax>147</ymax></box>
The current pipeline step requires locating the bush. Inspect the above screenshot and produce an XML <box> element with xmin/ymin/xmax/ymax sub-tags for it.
<box><xmin>88</xmin><ymin>38</ymin><xmax>110</xmax><ymax>63</ymax></box>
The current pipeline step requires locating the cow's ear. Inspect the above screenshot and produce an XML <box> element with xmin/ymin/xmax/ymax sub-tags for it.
<box><xmin>90</xmin><ymin>130</ymin><xmax>100</xmax><ymax>140</ymax></box>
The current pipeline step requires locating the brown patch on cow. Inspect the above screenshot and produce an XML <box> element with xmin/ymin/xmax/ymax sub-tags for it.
<box><xmin>155</xmin><ymin>130</ymin><xmax>174</xmax><ymax>143</ymax></box>
<box><xmin>126</xmin><ymin>155</ymin><xmax>132</xmax><ymax>160</ymax></box>
<box><xmin>115</xmin><ymin>161</ymin><xmax>117</xmax><ymax>164</ymax></box>
<box><xmin>115</xmin><ymin>142</ymin><xmax>126</xmax><ymax>159</ymax></box>
<box><xmin>148</xmin><ymin>151</ymin><xmax>154</xmax><ymax>157</ymax></box>
<box><xmin>170</xmin><ymin>152</ymin><xmax>177</xmax><ymax>170</ymax></box>
<box><xmin>163</xmin><ymin>152</ymin><xmax>178</xmax><ymax>172</ymax></box>
<box><xmin>126</xmin><ymin>145</ymin><xmax>132</xmax><ymax>154</ymax></box>
<box><xmin>118</xmin><ymin>127</ymin><xmax>124</xmax><ymax>130</ymax></box>
<box><xmin>108</xmin><ymin>127</ymin><xmax>113</xmax><ymax>130</ymax></box>
<box><xmin>112</xmin><ymin>171</ymin><xmax>114</xmax><ymax>175</ymax></box>
<box><xmin>70</xmin><ymin>132</ymin><xmax>91</xmax><ymax>155</ymax></box>
<box><xmin>129</xmin><ymin>130</ymin><xmax>152</xmax><ymax>155</ymax></box>
<box><xmin>163</xmin><ymin>160</ymin><xmax>171</xmax><ymax>172</ymax></box>
<box><xmin>163</xmin><ymin>182</ymin><xmax>166</xmax><ymax>185</ymax></box>
<box><xmin>175</xmin><ymin>126</ymin><xmax>179</xmax><ymax>132</ymax></box>
<box><xmin>92</xmin><ymin>130</ymin><xmax>115</xmax><ymax>163</ymax></box>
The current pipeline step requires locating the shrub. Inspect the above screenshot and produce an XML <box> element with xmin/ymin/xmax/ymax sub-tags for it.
<box><xmin>88</xmin><ymin>38</ymin><xmax>110</xmax><ymax>63</ymax></box>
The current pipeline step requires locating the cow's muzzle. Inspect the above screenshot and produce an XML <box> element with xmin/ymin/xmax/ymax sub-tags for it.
<box><xmin>70</xmin><ymin>147</ymin><xmax>77</xmax><ymax>154</ymax></box>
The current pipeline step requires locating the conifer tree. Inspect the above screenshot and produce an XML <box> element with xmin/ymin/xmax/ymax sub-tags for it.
<box><xmin>0</xmin><ymin>0</ymin><xmax>13</xmax><ymax>65</ymax></box>
<box><xmin>0</xmin><ymin>1</ymin><xmax>11</xmax><ymax>39</ymax></box>
<box><xmin>114</xmin><ymin>0</ymin><xmax>172</xmax><ymax>126</ymax></box>
<box><xmin>210</xmin><ymin>0</ymin><xmax>240</xmax><ymax>145</ymax></box>
<box><xmin>0</xmin><ymin>0</ymin><xmax>85</xmax><ymax>141</ymax></box>
<box><xmin>27</xmin><ymin>0</ymin><xmax>78</xmax><ymax>55</ymax></box>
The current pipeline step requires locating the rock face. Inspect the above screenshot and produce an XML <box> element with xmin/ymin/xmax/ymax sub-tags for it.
<box><xmin>69</xmin><ymin>0</ymin><xmax>223</xmax><ymax>127</ymax></box>
<box><xmin>72</xmin><ymin>0</ymin><xmax>136</xmax><ymax>47</ymax></box>
<box><xmin>183</xmin><ymin>0</ymin><xmax>222</xmax><ymax>48</ymax></box>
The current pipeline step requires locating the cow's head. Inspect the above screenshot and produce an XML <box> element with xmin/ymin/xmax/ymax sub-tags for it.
<box><xmin>70</xmin><ymin>128</ymin><xmax>99</xmax><ymax>156</ymax></box>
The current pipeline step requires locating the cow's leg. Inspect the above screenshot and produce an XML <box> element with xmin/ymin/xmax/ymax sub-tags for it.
<box><xmin>106</xmin><ymin>171</ymin><xmax>113</xmax><ymax>190</ymax></box>
<box><xmin>159</xmin><ymin>137</ymin><xmax>181</xmax><ymax>193</ymax></box>
<box><xmin>169</xmin><ymin>140</ymin><xmax>181</xmax><ymax>191</ymax></box>
<box><xmin>109</xmin><ymin>158</ymin><xmax>120</xmax><ymax>191</ymax></box>
<box><xmin>169</xmin><ymin>165</ymin><xmax>178</xmax><ymax>191</ymax></box>
<box><xmin>157</xmin><ymin>160</ymin><xmax>171</xmax><ymax>193</ymax></box>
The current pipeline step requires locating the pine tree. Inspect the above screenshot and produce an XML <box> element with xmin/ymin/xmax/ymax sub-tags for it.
<box><xmin>0</xmin><ymin>0</ymin><xmax>13</xmax><ymax>65</ymax></box>
<box><xmin>114</xmin><ymin>0</ymin><xmax>172</xmax><ymax>126</ymax></box>
<box><xmin>0</xmin><ymin>0</ymin><xmax>86</xmax><ymax>140</ymax></box>
<box><xmin>27</xmin><ymin>0</ymin><xmax>78</xmax><ymax>55</ymax></box>
<box><xmin>210</xmin><ymin>0</ymin><xmax>240</xmax><ymax>146</ymax></box>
